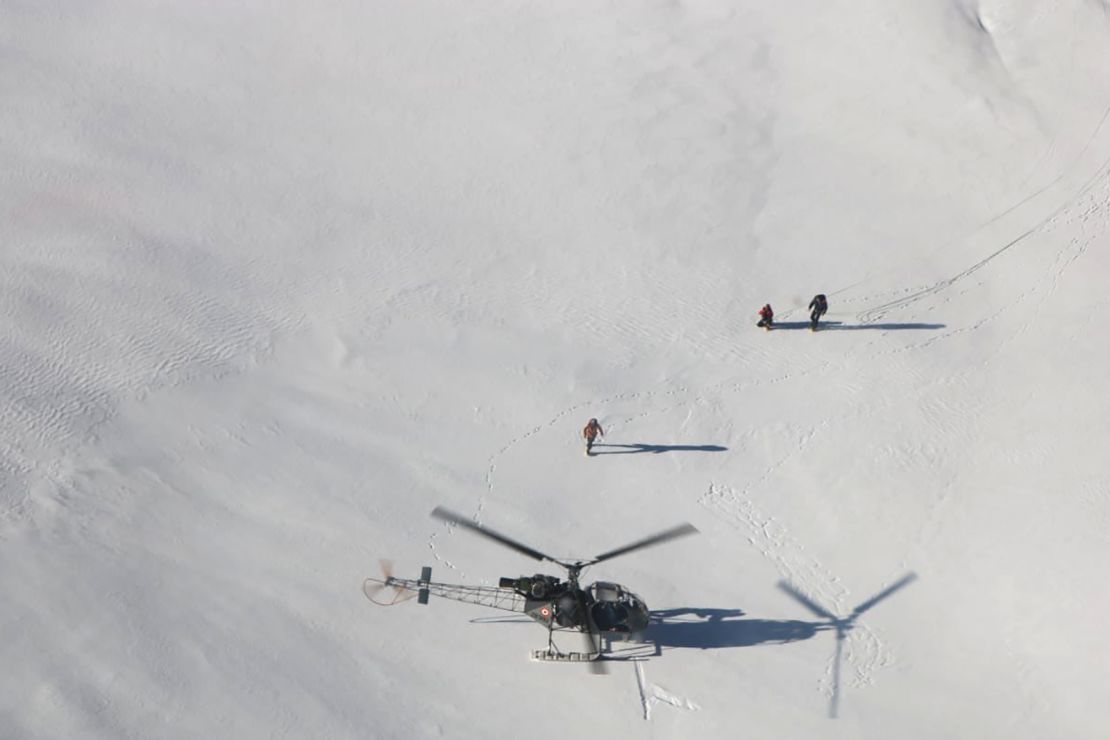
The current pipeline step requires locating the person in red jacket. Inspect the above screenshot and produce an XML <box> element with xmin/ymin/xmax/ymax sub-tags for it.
<box><xmin>582</xmin><ymin>418</ymin><xmax>604</xmax><ymax>455</ymax></box>
<box><xmin>757</xmin><ymin>303</ymin><xmax>774</xmax><ymax>329</ymax></box>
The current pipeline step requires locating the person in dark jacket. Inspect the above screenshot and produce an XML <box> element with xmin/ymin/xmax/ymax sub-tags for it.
<box><xmin>808</xmin><ymin>294</ymin><xmax>828</xmax><ymax>330</ymax></box>
<box><xmin>757</xmin><ymin>304</ymin><xmax>774</xmax><ymax>329</ymax></box>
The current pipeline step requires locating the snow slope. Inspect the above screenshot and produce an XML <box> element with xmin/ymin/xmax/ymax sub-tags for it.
<box><xmin>2</xmin><ymin>1</ymin><xmax>1110</xmax><ymax>738</ymax></box>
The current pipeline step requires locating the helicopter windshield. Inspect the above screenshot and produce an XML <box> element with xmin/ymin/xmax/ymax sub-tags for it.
<box><xmin>588</xmin><ymin>582</ymin><xmax>647</xmax><ymax>633</ymax></box>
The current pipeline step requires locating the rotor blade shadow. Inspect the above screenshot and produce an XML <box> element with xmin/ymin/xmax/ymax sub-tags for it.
<box><xmin>851</xmin><ymin>572</ymin><xmax>917</xmax><ymax>616</ymax></box>
<box><xmin>590</xmin><ymin>443</ymin><xmax>728</xmax><ymax>455</ymax></box>
<box><xmin>778</xmin><ymin>573</ymin><xmax>917</xmax><ymax>719</ymax></box>
<box><xmin>777</xmin><ymin>581</ymin><xmax>837</xmax><ymax>621</ymax></box>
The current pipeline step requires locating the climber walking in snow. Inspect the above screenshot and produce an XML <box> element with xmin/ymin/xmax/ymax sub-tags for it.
<box><xmin>757</xmin><ymin>303</ymin><xmax>774</xmax><ymax>330</ymax></box>
<box><xmin>808</xmin><ymin>294</ymin><xmax>828</xmax><ymax>330</ymax></box>
<box><xmin>583</xmin><ymin>418</ymin><xmax>604</xmax><ymax>456</ymax></box>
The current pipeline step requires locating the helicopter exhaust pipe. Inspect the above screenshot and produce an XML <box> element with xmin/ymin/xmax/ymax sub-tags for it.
<box><xmin>417</xmin><ymin>566</ymin><xmax>432</xmax><ymax>605</ymax></box>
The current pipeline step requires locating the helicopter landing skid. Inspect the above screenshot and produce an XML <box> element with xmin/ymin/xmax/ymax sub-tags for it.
<box><xmin>530</xmin><ymin>648</ymin><xmax>601</xmax><ymax>663</ymax></box>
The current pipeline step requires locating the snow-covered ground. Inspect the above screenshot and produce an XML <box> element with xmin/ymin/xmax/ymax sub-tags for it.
<box><xmin>3</xmin><ymin>1</ymin><xmax>1110</xmax><ymax>738</ymax></box>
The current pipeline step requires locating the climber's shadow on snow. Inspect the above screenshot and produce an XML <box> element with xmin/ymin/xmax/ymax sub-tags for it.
<box><xmin>770</xmin><ymin>320</ymin><xmax>945</xmax><ymax>331</ymax></box>
<box><xmin>590</xmin><ymin>443</ymin><xmax>728</xmax><ymax>455</ymax></box>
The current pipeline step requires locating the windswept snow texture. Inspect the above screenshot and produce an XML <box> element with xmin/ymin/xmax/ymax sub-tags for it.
<box><xmin>3</xmin><ymin>1</ymin><xmax>1110</xmax><ymax>738</ymax></box>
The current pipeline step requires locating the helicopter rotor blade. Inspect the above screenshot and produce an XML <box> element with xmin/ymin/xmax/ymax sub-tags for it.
<box><xmin>578</xmin><ymin>590</ymin><xmax>609</xmax><ymax>676</ymax></box>
<box><xmin>584</xmin><ymin>625</ymin><xmax>609</xmax><ymax>675</ymax></box>
<box><xmin>430</xmin><ymin>506</ymin><xmax>558</xmax><ymax>564</ymax></box>
<box><xmin>848</xmin><ymin>573</ymin><xmax>917</xmax><ymax>618</ymax></box>
<box><xmin>776</xmin><ymin>581</ymin><xmax>838</xmax><ymax>622</ymax></box>
<box><xmin>587</xmin><ymin>522</ymin><xmax>699</xmax><ymax>566</ymax></box>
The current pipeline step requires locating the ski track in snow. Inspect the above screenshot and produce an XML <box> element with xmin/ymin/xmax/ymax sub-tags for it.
<box><xmin>857</xmin><ymin>95</ymin><xmax>1110</xmax><ymax>324</ymax></box>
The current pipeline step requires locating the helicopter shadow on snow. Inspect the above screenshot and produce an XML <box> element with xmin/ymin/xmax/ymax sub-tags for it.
<box><xmin>468</xmin><ymin>609</ymin><xmax>823</xmax><ymax>654</ymax></box>
<box><xmin>621</xmin><ymin>575</ymin><xmax>918</xmax><ymax>719</ymax></box>
<box><xmin>604</xmin><ymin>607</ymin><xmax>824</xmax><ymax>659</ymax></box>
<box><xmin>768</xmin><ymin>320</ymin><xmax>946</xmax><ymax>331</ymax></box>
<box><xmin>589</xmin><ymin>443</ymin><xmax>728</xmax><ymax>455</ymax></box>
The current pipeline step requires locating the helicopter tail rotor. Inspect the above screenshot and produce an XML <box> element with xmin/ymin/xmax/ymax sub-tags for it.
<box><xmin>363</xmin><ymin>559</ymin><xmax>413</xmax><ymax>606</ymax></box>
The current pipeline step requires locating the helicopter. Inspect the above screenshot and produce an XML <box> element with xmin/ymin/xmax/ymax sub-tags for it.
<box><xmin>363</xmin><ymin>506</ymin><xmax>698</xmax><ymax>671</ymax></box>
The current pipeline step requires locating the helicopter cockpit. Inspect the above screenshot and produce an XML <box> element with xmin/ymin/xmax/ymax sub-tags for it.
<box><xmin>588</xmin><ymin>581</ymin><xmax>649</xmax><ymax>633</ymax></box>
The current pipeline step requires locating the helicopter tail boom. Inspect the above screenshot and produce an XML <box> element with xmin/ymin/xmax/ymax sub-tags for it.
<box><xmin>363</xmin><ymin>568</ymin><xmax>529</xmax><ymax>613</ymax></box>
